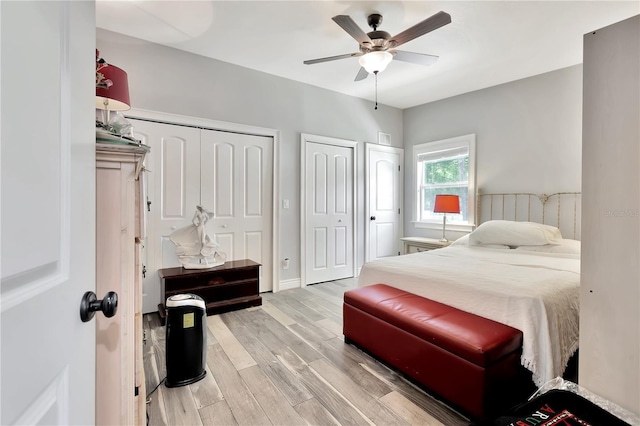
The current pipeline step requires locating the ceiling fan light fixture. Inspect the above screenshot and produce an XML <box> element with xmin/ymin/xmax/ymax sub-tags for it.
<box><xmin>358</xmin><ymin>51</ymin><xmax>393</xmax><ymax>74</ymax></box>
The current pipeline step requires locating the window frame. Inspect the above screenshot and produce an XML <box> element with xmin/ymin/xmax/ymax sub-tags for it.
<box><xmin>412</xmin><ymin>134</ymin><xmax>476</xmax><ymax>231</ymax></box>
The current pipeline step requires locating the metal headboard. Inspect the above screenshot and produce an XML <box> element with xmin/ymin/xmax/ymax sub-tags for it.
<box><xmin>477</xmin><ymin>191</ymin><xmax>582</xmax><ymax>240</ymax></box>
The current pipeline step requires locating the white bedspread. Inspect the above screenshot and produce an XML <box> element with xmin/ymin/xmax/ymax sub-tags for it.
<box><xmin>357</xmin><ymin>245</ymin><xmax>580</xmax><ymax>387</ymax></box>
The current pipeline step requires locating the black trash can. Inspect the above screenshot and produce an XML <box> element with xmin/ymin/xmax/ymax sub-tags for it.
<box><xmin>165</xmin><ymin>294</ymin><xmax>207</xmax><ymax>388</ymax></box>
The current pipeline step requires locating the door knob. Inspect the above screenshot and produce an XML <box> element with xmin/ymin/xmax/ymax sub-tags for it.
<box><xmin>370</xmin><ymin>216</ymin><xmax>376</xmax><ymax>220</ymax></box>
<box><xmin>80</xmin><ymin>291</ymin><xmax>118</xmax><ymax>322</ymax></box>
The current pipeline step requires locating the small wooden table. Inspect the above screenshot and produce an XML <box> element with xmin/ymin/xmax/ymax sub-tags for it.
<box><xmin>158</xmin><ymin>259</ymin><xmax>261</xmax><ymax>324</ymax></box>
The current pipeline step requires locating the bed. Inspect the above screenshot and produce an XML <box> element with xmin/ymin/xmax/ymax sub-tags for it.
<box><xmin>357</xmin><ymin>192</ymin><xmax>581</xmax><ymax>388</ymax></box>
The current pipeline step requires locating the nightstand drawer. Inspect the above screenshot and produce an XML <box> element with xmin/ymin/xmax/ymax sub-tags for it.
<box><xmin>401</xmin><ymin>237</ymin><xmax>451</xmax><ymax>254</ymax></box>
<box><xmin>407</xmin><ymin>245</ymin><xmax>431</xmax><ymax>254</ymax></box>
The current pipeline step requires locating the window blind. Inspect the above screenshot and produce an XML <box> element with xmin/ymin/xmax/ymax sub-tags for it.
<box><xmin>417</xmin><ymin>146</ymin><xmax>468</xmax><ymax>163</ymax></box>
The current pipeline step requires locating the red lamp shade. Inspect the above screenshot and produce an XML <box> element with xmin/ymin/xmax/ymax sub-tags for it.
<box><xmin>96</xmin><ymin>64</ymin><xmax>130</xmax><ymax>111</ymax></box>
<box><xmin>433</xmin><ymin>194</ymin><xmax>460</xmax><ymax>214</ymax></box>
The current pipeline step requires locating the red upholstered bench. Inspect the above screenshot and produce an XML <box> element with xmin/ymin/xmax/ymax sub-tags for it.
<box><xmin>343</xmin><ymin>284</ymin><xmax>531</xmax><ymax>420</ymax></box>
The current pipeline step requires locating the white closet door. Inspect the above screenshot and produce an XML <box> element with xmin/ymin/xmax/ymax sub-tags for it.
<box><xmin>305</xmin><ymin>142</ymin><xmax>354</xmax><ymax>284</ymax></box>
<box><xmin>367</xmin><ymin>145</ymin><xmax>403</xmax><ymax>261</ymax></box>
<box><xmin>131</xmin><ymin>120</ymin><xmax>201</xmax><ymax>313</ymax></box>
<box><xmin>201</xmin><ymin>129</ymin><xmax>273</xmax><ymax>292</ymax></box>
<box><xmin>132</xmin><ymin>119</ymin><xmax>274</xmax><ymax>310</ymax></box>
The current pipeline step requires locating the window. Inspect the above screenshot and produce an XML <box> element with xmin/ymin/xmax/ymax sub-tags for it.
<box><xmin>413</xmin><ymin>134</ymin><xmax>476</xmax><ymax>228</ymax></box>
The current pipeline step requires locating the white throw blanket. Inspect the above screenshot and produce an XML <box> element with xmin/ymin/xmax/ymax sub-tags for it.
<box><xmin>357</xmin><ymin>246</ymin><xmax>580</xmax><ymax>387</ymax></box>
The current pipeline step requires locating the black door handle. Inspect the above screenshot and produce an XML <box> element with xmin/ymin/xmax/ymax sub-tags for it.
<box><xmin>370</xmin><ymin>216</ymin><xmax>376</xmax><ymax>220</ymax></box>
<box><xmin>80</xmin><ymin>291</ymin><xmax>118</xmax><ymax>322</ymax></box>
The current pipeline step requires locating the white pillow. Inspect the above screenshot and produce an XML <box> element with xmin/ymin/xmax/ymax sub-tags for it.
<box><xmin>451</xmin><ymin>234</ymin><xmax>510</xmax><ymax>249</ymax></box>
<box><xmin>450</xmin><ymin>234</ymin><xmax>470</xmax><ymax>246</ymax></box>
<box><xmin>469</xmin><ymin>220</ymin><xmax>562</xmax><ymax>247</ymax></box>
<box><xmin>515</xmin><ymin>239</ymin><xmax>581</xmax><ymax>254</ymax></box>
<box><xmin>480</xmin><ymin>243</ymin><xmax>512</xmax><ymax>250</ymax></box>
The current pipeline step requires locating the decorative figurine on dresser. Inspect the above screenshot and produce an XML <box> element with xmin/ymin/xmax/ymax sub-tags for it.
<box><xmin>157</xmin><ymin>205</ymin><xmax>261</xmax><ymax>325</ymax></box>
<box><xmin>169</xmin><ymin>205</ymin><xmax>227</xmax><ymax>269</ymax></box>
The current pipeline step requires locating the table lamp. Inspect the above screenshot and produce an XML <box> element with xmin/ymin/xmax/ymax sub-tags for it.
<box><xmin>433</xmin><ymin>194</ymin><xmax>460</xmax><ymax>242</ymax></box>
<box><xmin>96</xmin><ymin>62</ymin><xmax>130</xmax><ymax>128</ymax></box>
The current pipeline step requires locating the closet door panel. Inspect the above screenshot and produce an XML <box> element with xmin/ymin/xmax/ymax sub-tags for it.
<box><xmin>245</xmin><ymin>231</ymin><xmax>263</xmax><ymax>265</ymax></box>
<box><xmin>214</xmin><ymin>233</ymin><xmax>235</xmax><ymax>259</ymax></box>
<box><xmin>161</xmin><ymin>137</ymin><xmax>189</xmax><ymax>218</ymax></box>
<box><xmin>201</xmin><ymin>142</ymin><xmax>234</xmax><ymax>217</ymax></box>
<box><xmin>245</xmin><ymin>146</ymin><xmax>263</xmax><ymax>216</ymax></box>
<box><xmin>201</xmin><ymin>130</ymin><xmax>273</xmax><ymax>292</ymax></box>
<box><xmin>132</xmin><ymin>120</ymin><xmax>201</xmax><ymax>313</ymax></box>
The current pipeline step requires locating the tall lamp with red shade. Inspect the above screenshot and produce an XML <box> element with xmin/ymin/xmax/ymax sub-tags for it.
<box><xmin>96</xmin><ymin>50</ymin><xmax>130</xmax><ymax>128</ymax></box>
<box><xmin>433</xmin><ymin>194</ymin><xmax>460</xmax><ymax>242</ymax></box>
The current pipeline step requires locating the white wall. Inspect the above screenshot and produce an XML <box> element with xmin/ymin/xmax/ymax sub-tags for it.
<box><xmin>580</xmin><ymin>15</ymin><xmax>639</xmax><ymax>415</ymax></box>
<box><xmin>402</xmin><ymin>65</ymin><xmax>583</xmax><ymax>240</ymax></box>
<box><xmin>96</xmin><ymin>29</ymin><xmax>404</xmax><ymax>284</ymax></box>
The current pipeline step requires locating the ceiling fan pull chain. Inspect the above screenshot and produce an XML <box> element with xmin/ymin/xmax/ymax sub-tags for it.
<box><xmin>374</xmin><ymin>71</ymin><xmax>378</xmax><ymax>110</ymax></box>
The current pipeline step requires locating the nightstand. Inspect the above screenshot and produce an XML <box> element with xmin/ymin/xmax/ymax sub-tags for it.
<box><xmin>401</xmin><ymin>237</ymin><xmax>452</xmax><ymax>254</ymax></box>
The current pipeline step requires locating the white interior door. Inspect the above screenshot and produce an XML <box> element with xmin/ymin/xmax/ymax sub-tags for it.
<box><xmin>304</xmin><ymin>139</ymin><xmax>355</xmax><ymax>285</ymax></box>
<box><xmin>366</xmin><ymin>144</ymin><xmax>403</xmax><ymax>261</ymax></box>
<box><xmin>131</xmin><ymin>119</ymin><xmax>201</xmax><ymax>313</ymax></box>
<box><xmin>1</xmin><ymin>2</ymin><xmax>95</xmax><ymax>424</ymax></box>
<box><xmin>200</xmin><ymin>129</ymin><xmax>273</xmax><ymax>292</ymax></box>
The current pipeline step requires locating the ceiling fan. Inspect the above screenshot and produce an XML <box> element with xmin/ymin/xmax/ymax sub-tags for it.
<box><xmin>304</xmin><ymin>11</ymin><xmax>451</xmax><ymax>81</ymax></box>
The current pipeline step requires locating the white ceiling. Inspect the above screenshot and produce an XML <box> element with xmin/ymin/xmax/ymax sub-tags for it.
<box><xmin>96</xmin><ymin>1</ymin><xmax>639</xmax><ymax>109</ymax></box>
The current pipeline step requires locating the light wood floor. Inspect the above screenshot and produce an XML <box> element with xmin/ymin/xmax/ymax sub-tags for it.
<box><xmin>143</xmin><ymin>278</ymin><xmax>469</xmax><ymax>426</ymax></box>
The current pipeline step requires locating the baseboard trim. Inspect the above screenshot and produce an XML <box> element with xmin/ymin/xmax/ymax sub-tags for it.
<box><xmin>278</xmin><ymin>278</ymin><xmax>301</xmax><ymax>291</ymax></box>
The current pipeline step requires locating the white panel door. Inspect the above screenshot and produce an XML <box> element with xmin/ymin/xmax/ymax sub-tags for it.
<box><xmin>130</xmin><ymin>119</ymin><xmax>201</xmax><ymax>313</ymax></box>
<box><xmin>305</xmin><ymin>142</ymin><xmax>354</xmax><ymax>284</ymax></box>
<box><xmin>367</xmin><ymin>145</ymin><xmax>403</xmax><ymax>261</ymax></box>
<box><xmin>201</xmin><ymin>130</ymin><xmax>273</xmax><ymax>292</ymax></box>
<box><xmin>1</xmin><ymin>2</ymin><xmax>95</xmax><ymax>424</ymax></box>
<box><xmin>580</xmin><ymin>15</ymin><xmax>640</xmax><ymax>413</ymax></box>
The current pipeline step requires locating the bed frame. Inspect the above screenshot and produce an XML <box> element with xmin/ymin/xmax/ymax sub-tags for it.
<box><xmin>348</xmin><ymin>190</ymin><xmax>582</xmax><ymax>420</ymax></box>
<box><xmin>477</xmin><ymin>191</ymin><xmax>582</xmax><ymax>240</ymax></box>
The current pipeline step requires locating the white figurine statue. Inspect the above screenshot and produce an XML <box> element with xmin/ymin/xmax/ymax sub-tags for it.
<box><xmin>169</xmin><ymin>205</ymin><xmax>226</xmax><ymax>269</ymax></box>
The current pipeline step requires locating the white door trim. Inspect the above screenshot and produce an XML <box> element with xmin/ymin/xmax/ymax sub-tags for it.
<box><xmin>124</xmin><ymin>108</ymin><xmax>281</xmax><ymax>292</ymax></box>
<box><xmin>300</xmin><ymin>133</ymin><xmax>358</xmax><ymax>288</ymax></box>
<box><xmin>365</xmin><ymin>144</ymin><xmax>404</xmax><ymax>262</ymax></box>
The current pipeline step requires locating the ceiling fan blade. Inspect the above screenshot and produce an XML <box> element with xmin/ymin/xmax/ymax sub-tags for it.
<box><xmin>303</xmin><ymin>52</ymin><xmax>362</xmax><ymax>65</ymax></box>
<box><xmin>332</xmin><ymin>15</ymin><xmax>372</xmax><ymax>46</ymax></box>
<box><xmin>390</xmin><ymin>11</ymin><xmax>451</xmax><ymax>48</ymax></box>
<box><xmin>392</xmin><ymin>50</ymin><xmax>439</xmax><ymax>66</ymax></box>
<box><xmin>354</xmin><ymin>67</ymin><xmax>369</xmax><ymax>81</ymax></box>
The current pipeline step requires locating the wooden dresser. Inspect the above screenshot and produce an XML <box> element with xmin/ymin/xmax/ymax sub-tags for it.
<box><xmin>95</xmin><ymin>142</ymin><xmax>148</xmax><ymax>425</ymax></box>
<box><xmin>158</xmin><ymin>259</ymin><xmax>262</xmax><ymax>323</ymax></box>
